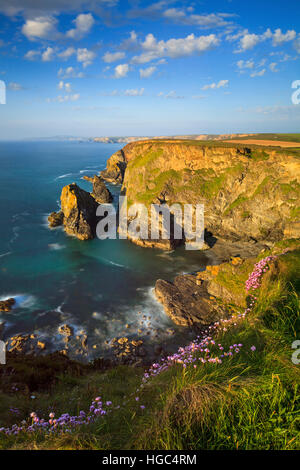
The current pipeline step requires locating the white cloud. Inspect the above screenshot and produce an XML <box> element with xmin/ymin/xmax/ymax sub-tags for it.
<box><xmin>124</xmin><ymin>88</ymin><xmax>144</xmax><ymax>96</ymax></box>
<box><xmin>24</xmin><ymin>49</ymin><xmax>40</xmax><ymax>60</ymax></box>
<box><xmin>66</xmin><ymin>13</ymin><xmax>94</xmax><ymax>40</ymax></box>
<box><xmin>57</xmin><ymin>47</ymin><xmax>76</xmax><ymax>60</ymax></box>
<box><xmin>42</xmin><ymin>47</ymin><xmax>55</xmax><ymax>62</ymax></box>
<box><xmin>131</xmin><ymin>33</ymin><xmax>219</xmax><ymax>64</ymax></box>
<box><xmin>202</xmin><ymin>79</ymin><xmax>228</xmax><ymax>90</ymax></box>
<box><xmin>58</xmin><ymin>66</ymin><xmax>84</xmax><ymax>78</ymax></box>
<box><xmin>120</xmin><ymin>31</ymin><xmax>139</xmax><ymax>52</ymax></box>
<box><xmin>272</xmin><ymin>28</ymin><xmax>296</xmax><ymax>46</ymax></box>
<box><xmin>139</xmin><ymin>66</ymin><xmax>156</xmax><ymax>78</ymax></box>
<box><xmin>102</xmin><ymin>51</ymin><xmax>126</xmax><ymax>63</ymax></box>
<box><xmin>77</xmin><ymin>48</ymin><xmax>96</xmax><ymax>67</ymax></box>
<box><xmin>235</xmin><ymin>28</ymin><xmax>297</xmax><ymax>52</ymax></box>
<box><xmin>238</xmin><ymin>33</ymin><xmax>261</xmax><ymax>51</ymax></box>
<box><xmin>158</xmin><ymin>90</ymin><xmax>184</xmax><ymax>99</ymax></box>
<box><xmin>163</xmin><ymin>8</ymin><xmax>235</xmax><ymax>28</ymax></box>
<box><xmin>114</xmin><ymin>63</ymin><xmax>129</xmax><ymax>78</ymax></box>
<box><xmin>269</xmin><ymin>62</ymin><xmax>278</xmax><ymax>72</ymax></box>
<box><xmin>250</xmin><ymin>68</ymin><xmax>266</xmax><ymax>77</ymax></box>
<box><xmin>58</xmin><ymin>80</ymin><xmax>72</xmax><ymax>92</ymax></box>
<box><xmin>47</xmin><ymin>93</ymin><xmax>80</xmax><ymax>103</ymax></box>
<box><xmin>237</xmin><ymin>59</ymin><xmax>255</xmax><ymax>69</ymax></box>
<box><xmin>293</xmin><ymin>37</ymin><xmax>300</xmax><ymax>54</ymax></box>
<box><xmin>22</xmin><ymin>16</ymin><xmax>59</xmax><ymax>41</ymax></box>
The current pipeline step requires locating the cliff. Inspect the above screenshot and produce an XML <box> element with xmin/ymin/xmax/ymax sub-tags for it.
<box><xmin>102</xmin><ymin>140</ymin><xmax>300</xmax><ymax>246</ymax></box>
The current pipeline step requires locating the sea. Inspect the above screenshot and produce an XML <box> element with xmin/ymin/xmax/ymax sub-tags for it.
<box><xmin>0</xmin><ymin>141</ymin><xmax>217</xmax><ymax>360</ymax></box>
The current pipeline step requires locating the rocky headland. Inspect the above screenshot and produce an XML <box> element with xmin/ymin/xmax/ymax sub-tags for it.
<box><xmin>99</xmin><ymin>140</ymin><xmax>300</xmax><ymax>326</ymax></box>
<box><xmin>9</xmin><ymin>139</ymin><xmax>298</xmax><ymax>360</ymax></box>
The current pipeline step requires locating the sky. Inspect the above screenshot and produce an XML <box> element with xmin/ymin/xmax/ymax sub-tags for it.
<box><xmin>0</xmin><ymin>0</ymin><xmax>299</xmax><ymax>139</ymax></box>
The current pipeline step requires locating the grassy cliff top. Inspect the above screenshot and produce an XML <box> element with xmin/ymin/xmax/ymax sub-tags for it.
<box><xmin>0</xmin><ymin>240</ymin><xmax>299</xmax><ymax>450</ymax></box>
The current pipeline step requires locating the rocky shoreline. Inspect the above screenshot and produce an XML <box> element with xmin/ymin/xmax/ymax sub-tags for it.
<box><xmin>2</xmin><ymin>140</ymin><xmax>299</xmax><ymax>368</ymax></box>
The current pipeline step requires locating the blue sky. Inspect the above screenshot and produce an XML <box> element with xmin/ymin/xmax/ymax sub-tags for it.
<box><xmin>0</xmin><ymin>0</ymin><xmax>299</xmax><ymax>139</ymax></box>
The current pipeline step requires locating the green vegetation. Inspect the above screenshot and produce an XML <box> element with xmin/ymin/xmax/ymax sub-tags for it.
<box><xmin>0</xmin><ymin>242</ymin><xmax>299</xmax><ymax>450</ymax></box>
<box><xmin>224</xmin><ymin>194</ymin><xmax>249</xmax><ymax>215</ymax></box>
<box><xmin>250</xmin><ymin>149</ymin><xmax>269</xmax><ymax>161</ymax></box>
<box><xmin>128</xmin><ymin>147</ymin><xmax>164</xmax><ymax>170</ymax></box>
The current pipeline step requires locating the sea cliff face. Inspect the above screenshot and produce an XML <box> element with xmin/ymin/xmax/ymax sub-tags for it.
<box><xmin>101</xmin><ymin>140</ymin><xmax>300</xmax><ymax>246</ymax></box>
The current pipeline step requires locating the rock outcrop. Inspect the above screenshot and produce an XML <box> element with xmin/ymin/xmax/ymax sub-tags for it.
<box><xmin>155</xmin><ymin>274</ymin><xmax>227</xmax><ymax>327</ymax></box>
<box><xmin>60</xmin><ymin>183</ymin><xmax>98</xmax><ymax>240</ymax></box>
<box><xmin>83</xmin><ymin>175</ymin><xmax>113</xmax><ymax>203</ymax></box>
<box><xmin>48</xmin><ymin>211</ymin><xmax>64</xmax><ymax>227</ymax></box>
<box><xmin>101</xmin><ymin>149</ymin><xmax>128</xmax><ymax>184</ymax></box>
<box><xmin>102</xmin><ymin>140</ymin><xmax>300</xmax><ymax>248</ymax></box>
<box><xmin>0</xmin><ymin>298</ymin><xmax>15</xmax><ymax>312</ymax></box>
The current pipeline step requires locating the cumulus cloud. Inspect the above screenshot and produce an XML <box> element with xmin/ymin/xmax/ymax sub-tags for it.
<box><xmin>58</xmin><ymin>66</ymin><xmax>84</xmax><ymax>78</ymax></box>
<box><xmin>77</xmin><ymin>48</ymin><xmax>96</xmax><ymax>67</ymax></box>
<box><xmin>22</xmin><ymin>16</ymin><xmax>59</xmax><ymax>40</ymax></box>
<box><xmin>139</xmin><ymin>66</ymin><xmax>156</xmax><ymax>78</ymax></box>
<box><xmin>24</xmin><ymin>49</ymin><xmax>40</xmax><ymax>60</ymax></box>
<box><xmin>131</xmin><ymin>33</ymin><xmax>219</xmax><ymax>64</ymax></box>
<box><xmin>120</xmin><ymin>31</ymin><xmax>139</xmax><ymax>52</ymax></box>
<box><xmin>294</xmin><ymin>37</ymin><xmax>300</xmax><ymax>54</ymax></box>
<box><xmin>66</xmin><ymin>13</ymin><xmax>94</xmax><ymax>40</ymax></box>
<box><xmin>202</xmin><ymin>79</ymin><xmax>228</xmax><ymax>90</ymax></box>
<box><xmin>114</xmin><ymin>63</ymin><xmax>129</xmax><ymax>78</ymax></box>
<box><xmin>272</xmin><ymin>28</ymin><xmax>296</xmax><ymax>46</ymax></box>
<box><xmin>102</xmin><ymin>51</ymin><xmax>126</xmax><ymax>63</ymax></box>
<box><xmin>237</xmin><ymin>59</ymin><xmax>255</xmax><ymax>70</ymax></box>
<box><xmin>57</xmin><ymin>47</ymin><xmax>76</xmax><ymax>60</ymax></box>
<box><xmin>42</xmin><ymin>47</ymin><xmax>55</xmax><ymax>62</ymax></box>
<box><xmin>235</xmin><ymin>28</ymin><xmax>297</xmax><ymax>52</ymax></box>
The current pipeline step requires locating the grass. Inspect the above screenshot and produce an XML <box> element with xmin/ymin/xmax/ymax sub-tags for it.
<box><xmin>0</xmin><ymin>246</ymin><xmax>299</xmax><ymax>450</ymax></box>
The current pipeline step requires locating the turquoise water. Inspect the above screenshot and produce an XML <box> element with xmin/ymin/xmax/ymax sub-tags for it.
<box><xmin>0</xmin><ymin>141</ymin><xmax>215</xmax><ymax>359</ymax></box>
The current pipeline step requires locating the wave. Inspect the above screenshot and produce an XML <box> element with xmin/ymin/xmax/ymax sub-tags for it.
<box><xmin>0</xmin><ymin>293</ymin><xmax>37</xmax><ymax>310</ymax></box>
<box><xmin>0</xmin><ymin>252</ymin><xmax>11</xmax><ymax>259</ymax></box>
<box><xmin>54</xmin><ymin>173</ymin><xmax>73</xmax><ymax>181</ymax></box>
<box><xmin>48</xmin><ymin>243</ymin><xmax>65</xmax><ymax>251</ymax></box>
<box><xmin>101</xmin><ymin>257</ymin><xmax>128</xmax><ymax>269</ymax></box>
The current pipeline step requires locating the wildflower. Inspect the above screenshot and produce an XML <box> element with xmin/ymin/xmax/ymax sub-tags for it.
<box><xmin>250</xmin><ymin>345</ymin><xmax>256</xmax><ymax>352</ymax></box>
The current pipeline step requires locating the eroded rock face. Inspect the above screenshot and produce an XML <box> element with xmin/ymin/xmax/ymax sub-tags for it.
<box><xmin>155</xmin><ymin>274</ymin><xmax>227</xmax><ymax>327</ymax></box>
<box><xmin>101</xmin><ymin>149</ymin><xmax>127</xmax><ymax>184</ymax></box>
<box><xmin>83</xmin><ymin>175</ymin><xmax>113</xmax><ymax>204</ymax></box>
<box><xmin>107</xmin><ymin>140</ymin><xmax>300</xmax><ymax>247</ymax></box>
<box><xmin>60</xmin><ymin>183</ymin><xmax>98</xmax><ymax>240</ymax></box>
